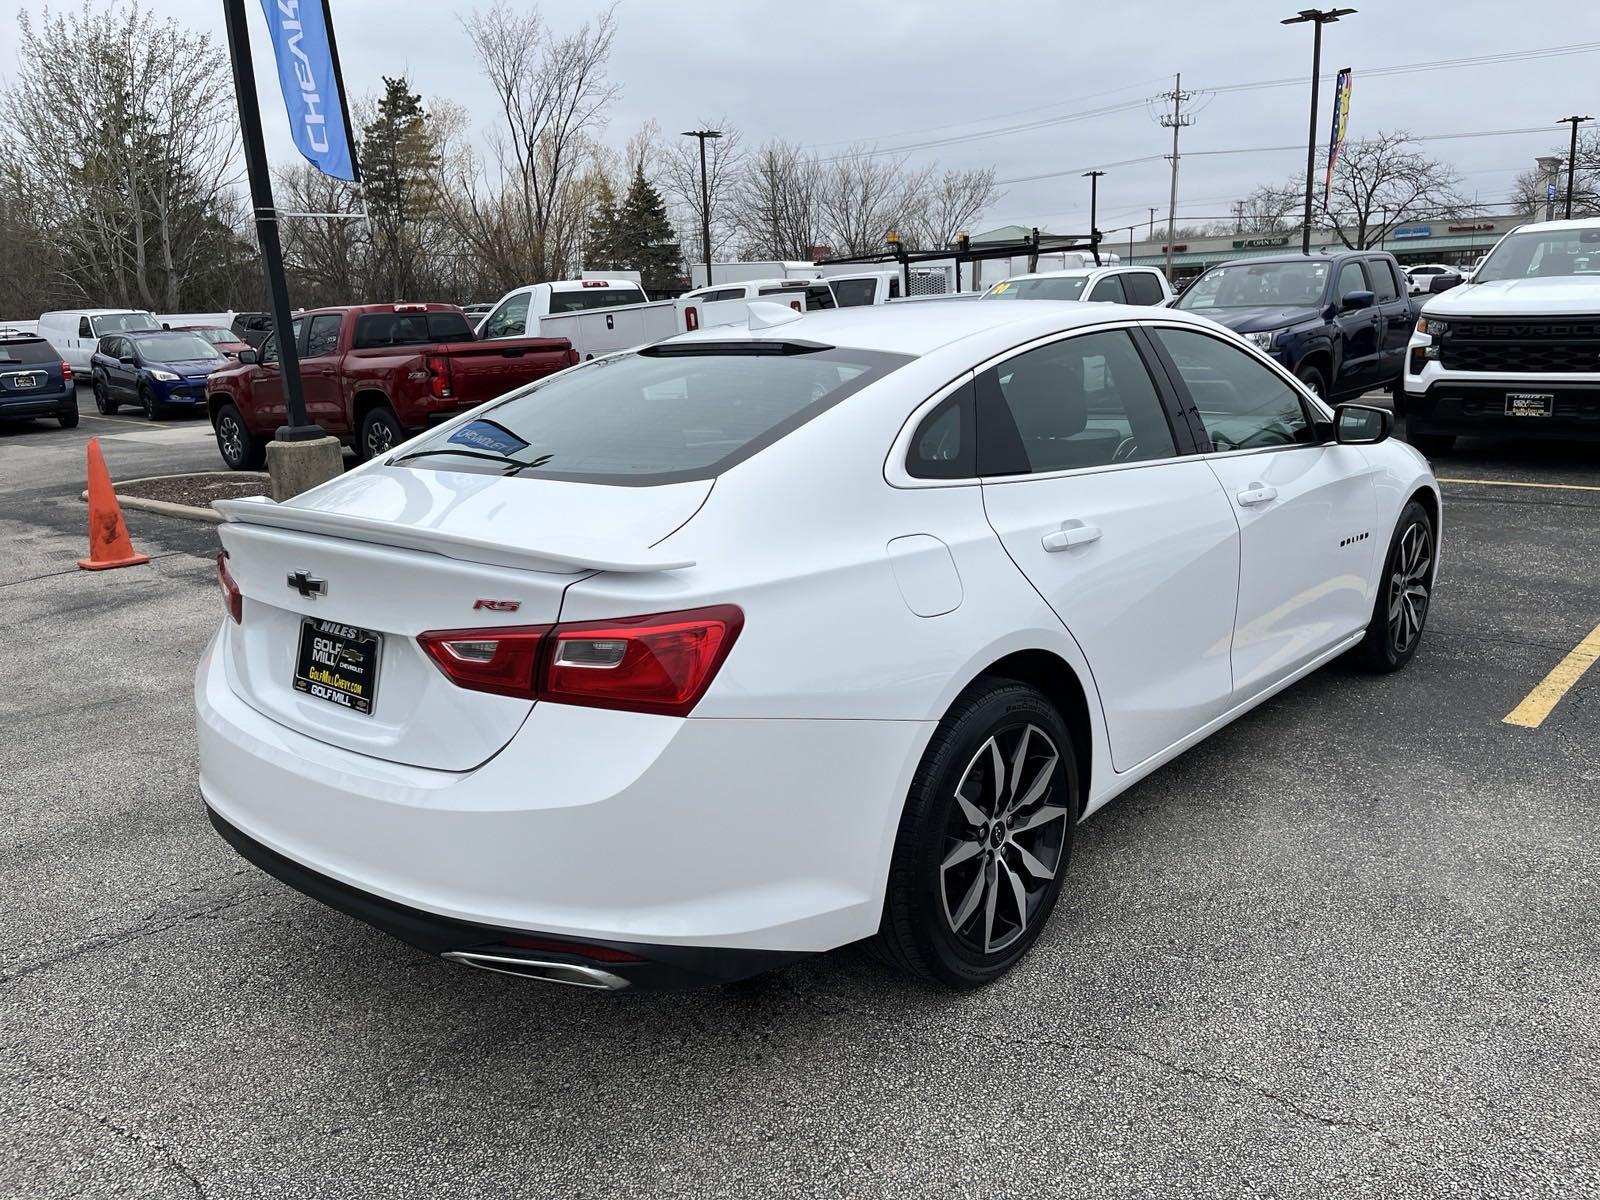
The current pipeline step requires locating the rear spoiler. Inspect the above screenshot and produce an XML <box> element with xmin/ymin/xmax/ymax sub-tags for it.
<box><xmin>213</xmin><ymin>496</ymin><xmax>695</xmax><ymax>575</ymax></box>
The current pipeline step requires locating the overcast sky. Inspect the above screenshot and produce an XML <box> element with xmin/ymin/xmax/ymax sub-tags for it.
<box><xmin>2</xmin><ymin>0</ymin><xmax>1591</xmax><ymax>238</ymax></box>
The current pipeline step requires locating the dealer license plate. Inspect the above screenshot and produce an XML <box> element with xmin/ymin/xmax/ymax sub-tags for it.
<box><xmin>293</xmin><ymin>618</ymin><xmax>381</xmax><ymax>715</ymax></box>
<box><xmin>9</xmin><ymin>372</ymin><xmax>42</xmax><ymax>389</ymax></box>
<box><xmin>1505</xmin><ymin>392</ymin><xmax>1554</xmax><ymax>418</ymax></box>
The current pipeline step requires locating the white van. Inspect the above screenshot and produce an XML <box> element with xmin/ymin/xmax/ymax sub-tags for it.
<box><xmin>677</xmin><ymin>278</ymin><xmax>839</xmax><ymax>332</ymax></box>
<box><xmin>37</xmin><ymin>309</ymin><xmax>161</xmax><ymax>374</ymax></box>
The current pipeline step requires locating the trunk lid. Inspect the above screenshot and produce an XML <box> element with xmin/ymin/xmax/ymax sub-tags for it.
<box><xmin>215</xmin><ymin>467</ymin><xmax>708</xmax><ymax>770</ymax></box>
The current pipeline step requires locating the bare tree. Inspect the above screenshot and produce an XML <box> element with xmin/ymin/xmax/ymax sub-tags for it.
<box><xmin>729</xmin><ymin>140</ymin><xmax>824</xmax><ymax>260</ymax></box>
<box><xmin>1510</xmin><ymin>130</ymin><xmax>1600</xmax><ymax>218</ymax></box>
<box><xmin>1317</xmin><ymin>132</ymin><xmax>1462</xmax><ymax>248</ymax></box>
<box><xmin>816</xmin><ymin>147</ymin><xmax>917</xmax><ymax>257</ymax></box>
<box><xmin>1</xmin><ymin>1</ymin><xmax>241</xmax><ymax>310</ymax></box>
<box><xmin>453</xmin><ymin>1</ymin><xmax>620</xmax><ymax>284</ymax></box>
<box><xmin>901</xmin><ymin>167</ymin><xmax>1001</xmax><ymax>249</ymax></box>
<box><xmin>1232</xmin><ymin>183</ymin><xmax>1301</xmax><ymax>235</ymax></box>
<box><xmin>274</xmin><ymin>163</ymin><xmax>366</xmax><ymax>308</ymax></box>
<box><xmin>659</xmin><ymin>120</ymin><xmax>744</xmax><ymax>266</ymax></box>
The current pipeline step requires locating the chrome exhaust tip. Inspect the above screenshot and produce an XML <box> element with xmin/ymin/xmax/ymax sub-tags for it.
<box><xmin>441</xmin><ymin>950</ymin><xmax>630</xmax><ymax>991</ymax></box>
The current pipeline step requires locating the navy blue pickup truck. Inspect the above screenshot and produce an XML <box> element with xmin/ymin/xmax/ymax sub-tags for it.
<box><xmin>1171</xmin><ymin>250</ymin><xmax>1418</xmax><ymax>402</ymax></box>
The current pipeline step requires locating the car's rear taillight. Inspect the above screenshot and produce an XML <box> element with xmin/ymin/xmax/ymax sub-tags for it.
<box><xmin>566</xmin><ymin>347</ymin><xmax>580</xmax><ymax>367</ymax></box>
<box><xmin>216</xmin><ymin>552</ymin><xmax>242</xmax><ymax>623</ymax></box>
<box><xmin>417</xmin><ymin>606</ymin><xmax>743</xmax><ymax>716</ymax></box>
<box><xmin>541</xmin><ymin>606</ymin><xmax>743</xmax><ymax>717</ymax></box>
<box><xmin>61</xmin><ymin>361</ymin><xmax>74</xmax><ymax>384</ymax></box>
<box><xmin>684</xmin><ymin>305</ymin><xmax>699</xmax><ymax>332</ymax></box>
<box><xmin>427</xmin><ymin>355</ymin><xmax>452</xmax><ymax>398</ymax></box>
<box><xmin>789</xmin><ymin>300</ymin><xmax>802</xmax><ymax>312</ymax></box>
<box><xmin>417</xmin><ymin>626</ymin><xmax>549</xmax><ymax>700</ymax></box>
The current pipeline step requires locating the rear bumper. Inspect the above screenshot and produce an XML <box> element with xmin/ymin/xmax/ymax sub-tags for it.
<box><xmin>195</xmin><ymin>629</ymin><xmax>928</xmax><ymax>972</ymax></box>
<box><xmin>0</xmin><ymin>384</ymin><xmax>75</xmax><ymax>418</ymax></box>
<box><xmin>1403</xmin><ymin>379</ymin><xmax>1600</xmax><ymax>441</ymax></box>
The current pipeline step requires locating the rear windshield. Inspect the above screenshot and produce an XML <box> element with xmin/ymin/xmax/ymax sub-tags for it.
<box><xmin>135</xmin><ymin>333</ymin><xmax>222</xmax><ymax>363</ymax></box>
<box><xmin>985</xmin><ymin>277</ymin><xmax>1090</xmax><ymax>301</ymax></box>
<box><xmin>353</xmin><ymin>311</ymin><xmax>474</xmax><ymax>349</ymax></box>
<box><xmin>0</xmin><ymin>338</ymin><xmax>57</xmax><ymax>364</ymax></box>
<box><xmin>92</xmin><ymin>312</ymin><xmax>160</xmax><ymax>335</ymax></box>
<box><xmin>394</xmin><ymin>345</ymin><xmax>909</xmax><ymax>485</ymax></box>
<box><xmin>548</xmin><ymin>285</ymin><xmax>648</xmax><ymax>313</ymax></box>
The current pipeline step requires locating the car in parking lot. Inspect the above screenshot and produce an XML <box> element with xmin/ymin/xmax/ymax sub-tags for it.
<box><xmin>177</xmin><ymin>325</ymin><xmax>252</xmax><ymax>362</ymax></box>
<box><xmin>1405</xmin><ymin>263</ymin><xmax>1462</xmax><ymax>295</ymax></box>
<box><xmin>982</xmin><ymin>265</ymin><xmax>1173</xmax><ymax>306</ymax></box>
<box><xmin>1172</xmin><ymin>250</ymin><xmax>1417</xmax><ymax>402</ymax></box>
<box><xmin>36</xmin><ymin>308</ymin><xmax>160</xmax><ymax>375</ymax></box>
<box><xmin>0</xmin><ymin>331</ymin><xmax>77</xmax><ymax>428</ymax></box>
<box><xmin>198</xmin><ymin>300</ymin><xmax>1439</xmax><ymax>993</ymax></box>
<box><xmin>1404</xmin><ymin>217</ymin><xmax>1600</xmax><ymax>452</ymax></box>
<box><xmin>230</xmin><ymin>312</ymin><xmax>275</xmax><ymax>349</ymax></box>
<box><xmin>90</xmin><ymin>329</ymin><xmax>226</xmax><ymax>419</ymax></box>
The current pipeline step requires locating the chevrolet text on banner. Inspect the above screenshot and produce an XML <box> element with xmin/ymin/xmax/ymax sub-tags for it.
<box><xmin>1324</xmin><ymin>67</ymin><xmax>1352</xmax><ymax>199</ymax></box>
<box><xmin>258</xmin><ymin>0</ymin><xmax>357</xmax><ymax>181</ymax></box>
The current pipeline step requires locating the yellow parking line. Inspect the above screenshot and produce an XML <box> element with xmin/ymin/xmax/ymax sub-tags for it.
<box><xmin>1504</xmin><ymin>622</ymin><xmax>1600</xmax><ymax>729</ymax></box>
<box><xmin>1437</xmin><ymin>477</ymin><xmax>1600</xmax><ymax>494</ymax></box>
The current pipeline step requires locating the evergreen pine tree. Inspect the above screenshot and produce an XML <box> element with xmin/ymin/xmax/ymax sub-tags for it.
<box><xmin>359</xmin><ymin>77</ymin><xmax>437</xmax><ymax>300</ymax></box>
<box><xmin>584</xmin><ymin>174</ymin><xmax>621</xmax><ymax>271</ymax></box>
<box><xmin>612</xmin><ymin>167</ymin><xmax>681</xmax><ymax>290</ymax></box>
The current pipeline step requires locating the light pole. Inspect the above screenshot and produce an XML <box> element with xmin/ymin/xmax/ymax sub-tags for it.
<box><xmin>1283</xmin><ymin>7</ymin><xmax>1356</xmax><ymax>256</ymax></box>
<box><xmin>1083</xmin><ymin>170</ymin><xmax>1105</xmax><ymax>263</ymax></box>
<box><xmin>681</xmin><ymin>129</ymin><xmax>722</xmax><ymax>286</ymax></box>
<box><xmin>1558</xmin><ymin>115</ymin><xmax>1592</xmax><ymax>219</ymax></box>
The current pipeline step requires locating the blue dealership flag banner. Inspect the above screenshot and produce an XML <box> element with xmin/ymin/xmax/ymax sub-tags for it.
<box><xmin>257</xmin><ymin>0</ymin><xmax>357</xmax><ymax>181</ymax></box>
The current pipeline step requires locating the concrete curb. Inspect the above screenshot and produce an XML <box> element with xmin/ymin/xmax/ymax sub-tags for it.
<box><xmin>76</xmin><ymin>471</ymin><xmax>268</xmax><ymax>526</ymax></box>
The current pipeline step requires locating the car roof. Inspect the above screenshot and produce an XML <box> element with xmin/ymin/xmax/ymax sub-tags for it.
<box><xmin>665</xmin><ymin>298</ymin><xmax>1223</xmax><ymax>357</ymax></box>
<box><xmin>40</xmin><ymin>308</ymin><xmax>153</xmax><ymax>318</ymax></box>
<box><xmin>1509</xmin><ymin>216</ymin><xmax>1600</xmax><ymax>234</ymax></box>
<box><xmin>1210</xmin><ymin>251</ymin><xmax>1373</xmax><ymax>268</ymax></box>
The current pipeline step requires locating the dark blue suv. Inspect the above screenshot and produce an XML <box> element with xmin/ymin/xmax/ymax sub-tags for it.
<box><xmin>91</xmin><ymin>330</ymin><xmax>225</xmax><ymax>420</ymax></box>
<box><xmin>0</xmin><ymin>332</ymin><xmax>78</xmax><ymax>428</ymax></box>
<box><xmin>1172</xmin><ymin>250</ymin><xmax>1418</xmax><ymax>402</ymax></box>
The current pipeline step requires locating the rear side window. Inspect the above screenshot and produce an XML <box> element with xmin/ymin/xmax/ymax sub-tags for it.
<box><xmin>398</xmin><ymin>346</ymin><xmax>909</xmax><ymax>485</ymax></box>
<box><xmin>1123</xmin><ymin>272</ymin><xmax>1166</xmax><ymax>306</ymax></box>
<box><xmin>906</xmin><ymin>382</ymin><xmax>975</xmax><ymax>480</ymax></box>
<box><xmin>832</xmin><ymin>278</ymin><xmax>880</xmax><ymax>307</ymax></box>
<box><xmin>0</xmin><ymin>337</ymin><xmax>56</xmax><ymax>364</ymax></box>
<box><xmin>978</xmin><ymin>330</ymin><xmax>1178</xmax><ymax>475</ymax></box>
<box><xmin>354</xmin><ymin>311</ymin><xmax>472</xmax><ymax>349</ymax></box>
<box><xmin>1087</xmin><ymin>274</ymin><xmax>1127</xmax><ymax>303</ymax></box>
<box><xmin>1367</xmin><ymin>259</ymin><xmax>1400</xmax><ymax>302</ymax></box>
<box><xmin>547</xmin><ymin>285</ymin><xmax>648</xmax><ymax>313</ymax></box>
<box><xmin>805</xmin><ymin>284</ymin><xmax>837</xmax><ymax>311</ymax></box>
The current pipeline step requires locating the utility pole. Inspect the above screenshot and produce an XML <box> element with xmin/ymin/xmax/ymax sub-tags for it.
<box><xmin>1283</xmin><ymin>8</ymin><xmax>1357</xmax><ymax>256</ymax></box>
<box><xmin>1148</xmin><ymin>207</ymin><xmax>1158</xmax><ymax>239</ymax></box>
<box><xmin>1159</xmin><ymin>75</ymin><xmax>1194</xmax><ymax>284</ymax></box>
<box><xmin>1083</xmin><ymin>170</ymin><xmax>1105</xmax><ymax>264</ymax></box>
<box><xmin>682</xmin><ymin>129</ymin><xmax>722</xmax><ymax>285</ymax></box>
<box><xmin>1559</xmin><ymin>115</ymin><xmax>1592</xmax><ymax>219</ymax></box>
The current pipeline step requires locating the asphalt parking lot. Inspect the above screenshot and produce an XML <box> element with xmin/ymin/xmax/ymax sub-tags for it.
<box><xmin>2</xmin><ymin>389</ymin><xmax>1597</xmax><ymax>1198</ymax></box>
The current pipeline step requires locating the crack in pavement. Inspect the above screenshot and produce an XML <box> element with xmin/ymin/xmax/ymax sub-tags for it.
<box><xmin>1</xmin><ymin>872</ymin><xmax>274</xmax><ymax>989</ymax></box>
<box><xmin>768</xmin><ymin>975</ymin><xmax>1463</xmax><ymax>1185</ymax></box>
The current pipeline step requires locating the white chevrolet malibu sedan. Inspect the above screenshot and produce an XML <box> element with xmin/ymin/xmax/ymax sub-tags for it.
<box><xmin>197</xmin><ymin>300</ymin><xmax>1440</xmax><ymax>992</ymax></box>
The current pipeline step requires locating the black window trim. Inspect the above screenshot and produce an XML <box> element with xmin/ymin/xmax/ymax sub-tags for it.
<box><xmin>1138</xmin><ymin>320</ymin><xmax>1336</xmax><ymax>458</ymax></box>
<box><xmin>887</xmin><ymin>319</ymin><xmax>1203</xmax><ymax>490</ymax></box>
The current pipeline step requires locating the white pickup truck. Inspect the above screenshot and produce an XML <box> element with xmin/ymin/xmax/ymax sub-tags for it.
<box><xmin>678</xmin><ymin>271</ymin><xmax>905</xmax><ymax>332</ymax></box>
<box><xmin>477</xmin><ymin>279</ymin><xmax>681</xmax><ymax>360</ymax></box>
<box><xmin>1403</xmin><ymin>217</ymin><xmax>1600</xmax><ymax>454</ymax></box>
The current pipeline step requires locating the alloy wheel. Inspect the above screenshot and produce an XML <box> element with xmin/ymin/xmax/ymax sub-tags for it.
<box><xmin>1388</xmin><ymin>521</ymin><xmax>1432</xmax><ymax>654</ymax></box>
<box><xmin>940</xmin><ymin>723</ymin><xmax>1069</xmax><ymax>955</ymax></box>
<box><xmin>366</xmin><ymin>419</ymin><xmax>395</xmax><ymax>457</ymax></box>
<box><xmin>218</xmin><ymin>414</ymin><xmax>243</xmax><ymax>466</ymax></box>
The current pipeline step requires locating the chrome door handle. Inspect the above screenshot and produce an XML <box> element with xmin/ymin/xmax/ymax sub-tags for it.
<box><xmin>1236</xmin><ymin>484</ymin><xmax>1278</xmax><ymax>506</ymax></box>
<box><xmin>1042</xmin><ymin>523</ymin><xmax>1103</xmax><ymax>552</ymax></box>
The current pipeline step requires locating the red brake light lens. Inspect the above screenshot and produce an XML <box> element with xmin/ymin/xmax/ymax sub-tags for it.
<box><xmin>216</xmin><ymin>552</ymin><xmax>242</xmax><ymax>623</ymax></box>
<box><xmin>427</xmin><ymin>355</ymin><xmax>451</xmax><ymax>398</ymax></box>
<box><xmin>416</xmin><ymin>606</ymin><xmax>743</xmax><ymax>716</ymax></box>
<box><xmin>541</xmin><ymin>605</ymin><xmax>743</xmax><ymax>717</ymax></box>
<box><xmin>417</xmin><ymin>626</ymin><xmax>549</xmax><ymax>700</ymax></box>
<box><xmin>61</xmin><ymin>360</ymin><xmax>74</xmax><ymax>383</ymax></box>
<box><xmin>684</xmin><ymin>305</ymin><xmax>699</xmax><ymax>332</ymax></box>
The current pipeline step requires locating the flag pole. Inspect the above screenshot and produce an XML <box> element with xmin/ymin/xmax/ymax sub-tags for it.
<box><xmin>221</xmin><ymin>0</ymin><xmax>320</xmax><ymax>442</ymax></box>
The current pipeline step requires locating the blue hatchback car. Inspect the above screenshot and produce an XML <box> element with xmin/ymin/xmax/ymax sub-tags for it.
<box><xmin>91</xmin><ymin>330</ymin><xmax>225</xmax><ymax>420</ymax></box>
<box><xmin>0</xmin><ymin>332</ymin><xmax>78</xmax><ymax>429</ymax></box>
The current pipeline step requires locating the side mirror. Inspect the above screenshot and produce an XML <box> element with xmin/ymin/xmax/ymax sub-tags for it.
<box><xmin>237</xmin><ymin>349</ymin><xmax>258</xmax><ymax>365</ymax></box>
<box><xmin>118</xmin><ymin>354</ymin><xmax>136</xmax><ymax>366</ymax></box>
<box><xmin>1334</xmin><ymin>403</ymin><xmax>1392</xmax><ymax>445</ymax></box>
<box><xmin>1341</xmin><ymin>289</ymin><xmax>1375</xmax><ymax>312</ymax></box>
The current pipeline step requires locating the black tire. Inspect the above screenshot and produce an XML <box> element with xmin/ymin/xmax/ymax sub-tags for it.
<box><xmin>1294</xmin><ymin>362</ymin><xmax>1328</xmax><ymax>402</ymax></box>
<box><xmin>139</xmin><ymin>382</ymin><xmax>163</xmax><ymax>421</ymax></box>
<box><xmin>876</xmin><ymin>680</ymin><xmax>1077</xmax><ymax>989</ymax></box>
<box><xmin>357</xmin><ymin>404</ymin><xmax>404</xmax><ymax>462</ymax></box>
<box><xmin>1388</xmin><ymin>377</ymin><xmax>1407</xmax><ymax>419</ymax></box>
<box><xmin>93</xmin><ymin>376</ymin><xmax>117</xmax><ymax>415</ymax></box>
<box><xmin>1353</xmin><ymin>499</ymin><xmax>1435</xmax><ymax>673</ymax></box>
<box><xmin>214</xmin><ymin>402</ymin><xmax>264</xmax><ymax>470</ymax></box>
<box><xmin>1407</xmin><ymin>430</ymin><xmax>1455</xmax><ymax>456</ymax></box>
<box><xmin>58</xmin><ymin>409</ymin><xmax>79</xmax><ymax>429</ymax></box>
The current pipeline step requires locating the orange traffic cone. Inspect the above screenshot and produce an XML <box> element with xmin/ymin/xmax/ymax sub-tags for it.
<box><xmin>77</xmin><ymin>437</ymin><xmax>151</xmax><ymax>571</ymax></box>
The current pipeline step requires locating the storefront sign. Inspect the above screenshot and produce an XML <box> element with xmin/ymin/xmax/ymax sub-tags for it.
<box><xmin>1393</xmin><ymin>225</ymin><xmax>1432</xmax><ymax>239</ymax></box>
<box><xmin>1448</xmin><ymin>222</ymin><xmax>1497</xmax><ymax>233</ymax></box>
<box><xmin>1232</xmin><ymin>236</ymin><xmax>1290</xmax><ymax>249</ymax></box>
<box><xmin>1161</xmin><ymin>244</ymin><xmax>1188</xmax><ymax>253</ymax></box>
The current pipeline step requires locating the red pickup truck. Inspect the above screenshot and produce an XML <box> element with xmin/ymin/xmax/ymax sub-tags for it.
<box><xmin>205</xmin><ymin>303</ymin><xmax>576</xmax><ymax>469</ymax></box>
